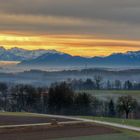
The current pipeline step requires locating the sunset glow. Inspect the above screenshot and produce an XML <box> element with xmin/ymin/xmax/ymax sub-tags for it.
<box><xmin>0</xmin><ymin>33</ymin><xmax>140</xmax><ymax>57</ymax></box>
<box><xmin>0</xmin><ymin>0</ymin><xmax>140</xmax><ymax>57</ymax></box>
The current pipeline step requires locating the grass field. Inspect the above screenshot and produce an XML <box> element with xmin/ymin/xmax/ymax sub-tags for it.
<box><xmin>79</xmin><ymin>116</ymin><xmax>140</xmax><ymax>127</ymax></box>
<box><xmin>76</xmin><ymin>116</ymin><xmax>140</xmax><ymax>139</ymax></box>
<box><xmin>0</xmin><ymin>112</ymin><xmax>46</xmax><ymax>117</ymax></box>
<box><xmin>0</xmin><ymin>112</ymin><xmax>37</xmax><ymax>116</ymax></box>
<box><xmin>54</xmin><ymin>133</ymin><xmax>139</xmax><ymax>140</ymax></box>
<box><xmin>77</xmin><ymin>90</ymin><xmax>140</xmax><ymax>102</ymax></box>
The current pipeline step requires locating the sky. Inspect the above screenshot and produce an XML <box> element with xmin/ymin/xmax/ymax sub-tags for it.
<box><xmin>0</xmin><ymin>0</ymin><xmax>140</xmax><ymax>57</ymax></box>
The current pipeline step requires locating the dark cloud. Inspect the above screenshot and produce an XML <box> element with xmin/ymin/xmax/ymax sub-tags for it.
<box><xmin>0</xmin><ymin>0</ymin><xmax>140</xmax><ymax>40</ymax></box>
<box><xmin>0</xmin><ymin>0</ymin><xmax>140</xmax><ymax>23</ymax></box>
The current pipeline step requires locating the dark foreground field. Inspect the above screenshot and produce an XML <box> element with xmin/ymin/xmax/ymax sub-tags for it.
<box><xmin>0</xmin><ymin>114</ymin><xmax>73</xmax><ymax>125</ymax></box>
<box><xmin>0</xmin><ymin>123</ymin><xmax>119</xmax><ymax>140</ymax></box>
<box><xmin>0</xmin><ymin>113</ymin><xmax>139</xmax><ymax>140</ymax></box>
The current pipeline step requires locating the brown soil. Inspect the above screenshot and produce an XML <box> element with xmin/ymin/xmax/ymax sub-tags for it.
<box><xmin>0</xmin><ymin>123</ymin><xmax>120</xmax><ymax>140</ymax></box>
<box><xmin>0</xmin><ymin>115</ymin><xmax>73</xmax><ymax>125</ymax></box>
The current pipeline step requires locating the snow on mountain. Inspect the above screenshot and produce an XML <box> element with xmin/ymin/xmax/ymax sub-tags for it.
<box><xmin>9</xmin><ymin>47</ymin><xmax>63</xmax><ymax>59</ymax></box>
<box><xmin>0</xmin><ymin>47</ymin><xmax>63</xmax><ymax>61</ymax></box>
<box><xmin>19</xmin><ymin>50</ymin><xmax>140</xmax><ymax>66</ymax></box>
<box><xmin>0</xmin><ymin>46</ymin><xmax>140</xmax><ymax>66</ymax></box>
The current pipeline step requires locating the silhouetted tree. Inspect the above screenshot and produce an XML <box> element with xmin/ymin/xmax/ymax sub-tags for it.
<box><xmin>48</xmin><ymin>82</ymin><xmax>74</xmax><ymax>114</ymax></box>
<box><xmin>91</xmin><ymin>96</ymin><xmax>100</xmax><ymax>115</ymax></box>
<box><xmin>106</xmin><ymin>80</ymin><xmax>112</xmax><ymax>89</ymax></box>
<box><xmin>114</xmin><ymin>80</ymin><xmax>122</xmax><ymax>89</ymax></box>
<box><xmin>11</xmin><ymin>84</ymin><xmax>39</xmax><ymax>112</ymax></box>
<box><xmin>84</xmin><ymin>79</ymin><xmax>95</xmax><ymax>90</ymax></box>
<box><xmin>94</xmin><ymin>75</ymin><xmax>103</xmax><ymax>89</ymax></box>
<box><xmin>117</xmin><ymin>96</ymin><xmax>137</xmax><ymax>119</ymax></box>
<box><xmin>108</xmin><ymin>99</ymin><xmax>115</xmax><ymax>117</ymax></box>
<box><xmin>124</xmin><ymin>80</ymin><xmax>133</xmax><ymax>90</ymax></box>
<box><xmin>0</xmin><ymin>83</ymin><xmax>8</xmax><ymax>110</ymax></box>
<box><xmin>74</xmin><ymin>93</ymin><xmax>92</xmax><ymax>115</ymax></box>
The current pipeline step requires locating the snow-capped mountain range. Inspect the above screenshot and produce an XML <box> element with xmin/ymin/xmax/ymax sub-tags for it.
<box><xmin>20</xmin><ymin>49</ymin><xmax>140</xmax><ymax>66</ymax></box>
<box><xmin>0</xmin><ymin>46</ymin><xmax>62</xmax><ymax>61</ymax></box>
<box><xmin>0</xmin><ymin>46</ymin><xmax>140</xmax><ymax>66</ymax></box>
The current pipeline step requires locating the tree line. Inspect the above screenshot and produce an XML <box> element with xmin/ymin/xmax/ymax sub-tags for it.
<box><xmin>67</xmin><ymin>76</ymin><xmax>140</xmax><ymax>90</ymax></box>
<box><xmin>0</xmin><ymin>82</ymin><xmax>139</xmax><ymax>119</ymax></box>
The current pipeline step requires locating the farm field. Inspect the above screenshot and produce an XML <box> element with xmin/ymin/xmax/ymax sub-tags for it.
<box><xmin>0</xmin><ymin>112</ymin><xmax>139</xmax><ymax>140</ymax></box>
<box><xmin>0</xmin><ymin>122</ymin><xmax>120</xmax><ymax>140</ymax></box>
<box><xmin>78</xmin><ymin>90</ymin><xmax>140</xmax><ymax>102</ymax></box>
<box><xmin>0</xmin><ymin>112</ymin><xmax>74</xmax><ymax>126</ymax></box>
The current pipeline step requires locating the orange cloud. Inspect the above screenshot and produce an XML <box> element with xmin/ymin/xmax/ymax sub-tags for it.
<box><xmin>0</xmin><ymin>33</ymin><xmax>140</xmax><ymax>57</ymax></box>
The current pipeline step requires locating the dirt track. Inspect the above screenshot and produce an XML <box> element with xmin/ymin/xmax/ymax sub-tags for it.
<box><xmin>0</xmin><ymin>123</ymin><xmax>119</xmax><ymax>140</ymax></box>
<box><xmin>0</xmin><ymin>115</ymin><xmax>73</xmax><ymax>125</ymax></box>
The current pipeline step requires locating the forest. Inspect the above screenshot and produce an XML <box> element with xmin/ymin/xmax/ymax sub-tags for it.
<box><xmin>0</xmin><ymin>82</ymin><xmax>139</xmax><ymax>119</ymax></box>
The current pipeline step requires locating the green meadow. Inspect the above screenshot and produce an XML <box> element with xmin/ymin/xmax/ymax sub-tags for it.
<box><xmin>77</xmin><ymin>90</ymin><xmax>140</xmax><ymax>102</ymax></box>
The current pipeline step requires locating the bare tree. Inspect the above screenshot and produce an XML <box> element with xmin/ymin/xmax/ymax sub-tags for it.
<box><xmin>114</xmin><ymin>80</ymin><xmax>122</xmax><ymax>89</ymax></box>
<box><xmin>0</xmin><ymin>83</ymin><xmax>8</xmax><ymax>111</ymax></box>
<box><xmin>94</xmin><ymin>75</ymin><xmax>103</xmax><ymax>90</ymax></box>
<box><xmin>117</xmin><ymin>96</ymin><xmax>137</xmax><ymax>119</ymax></box>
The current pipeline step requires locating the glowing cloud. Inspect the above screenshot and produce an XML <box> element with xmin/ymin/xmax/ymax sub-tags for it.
<box><xmin>1</xmin><ymin>34</ymin><xmax>140</xmax><ymax>57</ymax></box>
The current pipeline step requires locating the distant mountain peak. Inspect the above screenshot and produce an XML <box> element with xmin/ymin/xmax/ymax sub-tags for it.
<box><xmin>19</xmin><ymin>49</ymin><xmax>140</xmax><ymax>66</ymax></box>
<box><xmin>0</xmin><ymin>47</ymin><xmax>64</xmax><ymax>61</ymax></box>
<box><xmin>10</xmin><ymin>47</ymin><xmax>26</xmax><ymax>51</ymax></box>
<box><xmin>126</xmin><ymin>50</ymin><xmax>140</xmax><ymax>55</ymax></box>
<box><xmin>1</xmin><ymin>46</ymin><xmax>140</xmax><ymax>66</ymax></box>
<box><xmin>0</xmin><ymin>46</ymin><xmax>6</xmax><ymax>50</ymax></box>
